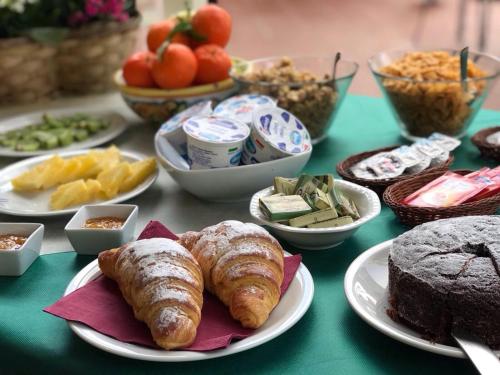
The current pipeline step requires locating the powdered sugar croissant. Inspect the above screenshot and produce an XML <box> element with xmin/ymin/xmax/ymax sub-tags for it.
<box><xmin>179</xmin><ymin>220</ymin><xmax>284</xmax><ymax>329</ymax></box>
<box><xmin>98</xmin><ymin>238</ymin><xmax>203</xmax><ymax>350</ymax></box>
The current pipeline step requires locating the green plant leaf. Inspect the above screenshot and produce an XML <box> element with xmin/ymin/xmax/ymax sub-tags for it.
<box><xmin>25</xmin><ymin>27</ymin><xmax>68</xmax><ymax>45</ymax></box>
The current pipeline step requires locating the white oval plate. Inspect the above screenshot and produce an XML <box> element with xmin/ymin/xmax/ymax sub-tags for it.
<box><xmin>65</xmin><ymin>252</ymin><xmax>314</xmax><ymax>362</ymax></box>
<box><xmin>0</xmin><ymin>149</ymin><xmax>158</xmax><ymax>217</ymax></box>
<box><xmin>0</xmin><ymin>108</ymin><xmax>128</xmax><ymax>158</ymax></box>
<box><xmin>344</xmin><ymin>239</ymin><xmax>500</xmax><ymax>358</ymax></box>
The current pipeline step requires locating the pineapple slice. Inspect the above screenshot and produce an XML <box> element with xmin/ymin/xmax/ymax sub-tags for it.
<box><xmin>50</xmin><ymin>179</ymin><xmax>90</xmax><ymax>210</ymax></box>
<box><xmin>90</xmin><ymin>145</ymin><xmax>121</xmax><ymax>174</ymax></box>
<box><xmin>12</xmin><ymin>156</ymin><xmax>66</xmax><ymax>191</ymax></box>
<box><xmin>97</xmin><ymin>162</ymin><xmax>132</xmax><ymax>199</ymax></box>
<box><xmin>49</xmin><ymin>179</ymin><xmax>103</xmax><ymax>210</ymax></box>
<box><xmin>120</xmin><ymin>158</ymin><xmax>157</xmax><ymax>193</ymax></box>
<box><xmin>11</xmin><ymin>146</ymin><xmax>123</xmax><ymax>192</ymax></box>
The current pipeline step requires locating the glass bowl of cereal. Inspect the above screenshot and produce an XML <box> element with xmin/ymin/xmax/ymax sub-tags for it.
<box><xmin>230</xmin><ymin>56</ymin><xmax>358</xmax><ymax>144</ymax></box>
<box><xmin>369</xmin><ymin>49</ymin><xmax>500</xmax><ymax>140</ymax></box>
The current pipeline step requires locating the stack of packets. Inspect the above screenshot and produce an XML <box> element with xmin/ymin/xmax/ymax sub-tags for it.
<box><xmin>259</xmin><ymin>174</ymin><xmax>360</xmax><ymax>228</ymax></box>
<box><xmin>403</xmin><ymin>166</ymin><xmax>500</xmax><ymax>207</ymax></box>
<box><xmin>351</xmin><ymin>133</ymin><xmax>460</xmax><ymax>180</ymax></box>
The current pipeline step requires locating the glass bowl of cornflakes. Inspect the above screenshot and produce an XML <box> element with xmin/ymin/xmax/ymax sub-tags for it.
<box><xmin>369</xmin><ymin>49</ymin><xmax>500</xmax><ymax>140</ymax></box>
<box><xmin>231</xmin><ymin>56</ymin><xmax>358</xmax><ymax>144</ymax></box>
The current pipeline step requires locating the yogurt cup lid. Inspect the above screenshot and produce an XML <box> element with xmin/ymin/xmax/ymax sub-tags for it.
<box><xmin>159</xmin><ymin>100</ymin><xmax>212</xmax><ymax>134</ymax></box>
<box><xmin>183</xmin><ymin>115</ymin><xmax>250</xmax><ymax>144</ymax></box>
<box><xmin>252</xmin><ymin>107</ymin><xmax>311</xmax><ymax>154</ymax></box>
<box><xmin>213</xmin><ymin>94</ymin><xmax>276</xmax><ymax>124</ymax></box>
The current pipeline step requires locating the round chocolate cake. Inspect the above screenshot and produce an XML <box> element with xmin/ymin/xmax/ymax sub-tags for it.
<box><xmin>388</xmin><ymin>215</ymin><xmax>500</xmax><ymax>348</ymax></box>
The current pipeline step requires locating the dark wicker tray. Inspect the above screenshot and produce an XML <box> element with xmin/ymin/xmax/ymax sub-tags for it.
<box><xmin>383</xmin><ymin>169</ymin><xmax>500</xmax><ymax>227</ymax></box>
<box><xmin>471</xmin><ymin>126</ymin><xmax>500</xmax><ymax>162</ymax></box>
<box><xmin>336</xmin><ymin>146</ymin><xmax>454</xmax><ymax>196</ymax></box>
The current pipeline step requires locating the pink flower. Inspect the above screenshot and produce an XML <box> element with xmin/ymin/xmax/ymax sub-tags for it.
<box><xmin>68</xmin><ymin>11</ymin><xmax>89</xmax><ymax>26</ymax></box>
<box><xmin>85</xmin><ymin>0</ymin><xmax>103</xmax><ymax>17</ymax></box>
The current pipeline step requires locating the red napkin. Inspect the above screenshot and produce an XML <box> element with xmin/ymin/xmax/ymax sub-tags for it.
<box><xmin>44</xmin><ymin>220</ymin><xmax>302</xmax><ymax>351</ymax></box>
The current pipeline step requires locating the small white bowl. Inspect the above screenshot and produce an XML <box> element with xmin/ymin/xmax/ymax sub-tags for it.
<box><xmin>155</xmin><ymin>131</ymin><xmax>312</xmax><ymax>202</ymax></box>
<box><xmin>65</xmin><ymin>204</ymin><xmax>138</xmax><ymax>255</ymax></box>
<box><xmin>249</xmin><ymin>180</ymin><xmax>381</xmax><ymax>250</ymax></box>
<box><xmin>0</xmin><ymin>223</ymin><xmax>44</xmax><ymax>276</ymax></box>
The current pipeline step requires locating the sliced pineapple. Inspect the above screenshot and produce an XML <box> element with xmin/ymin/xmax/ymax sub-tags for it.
<box><xmin>50</xmin><ymin>179</ymin><xmax>90</xmax><ymax>210</ymax></box>
<box><xmin>97</xmin><ymin>162</ymin><xmax>132</xmax><ymax>199</ymax></box>
<box><xmin>120</xmin><ymin>157</ymin><xmax>157</xmax><ymax>193</ymax></box>
<box><xmin>50</xmin><ymin>179</ymin><xmax>103</xmax><ymax>210</ymax></box>
<box><xmin>11</xmin><ymin>146</ymin><xmax>123</xmax><ymax>192</ymax></box>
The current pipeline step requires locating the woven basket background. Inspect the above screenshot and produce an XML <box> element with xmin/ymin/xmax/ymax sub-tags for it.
<box><xmin>383</xmin><ymin>169</ymin><xmax>500</xmax><ymax>227</ymax></box>
<box><xmin>0</xmin><ymin>37</ymin><xmax>57</xmax><ymax>104</ymax></box>
<box><xmin>57</xmin><ymin>16</ymin><xmax>140</xmax><ymax>94</ymax></box>
<box><xmin>336</xmin><ymin>145</ymin><xmax>454</xmax><ymax>196</ymax></box>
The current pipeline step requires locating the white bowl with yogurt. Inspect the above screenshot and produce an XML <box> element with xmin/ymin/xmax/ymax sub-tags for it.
<box><xmin>183</xmin><ymin>116</ymin><xmax>250</xmax><ymax>169</ymax></box>
<box><xmin>154</xmin><ymin>132</ymin><xmax>312</xmax><ymax>202</ymax></box>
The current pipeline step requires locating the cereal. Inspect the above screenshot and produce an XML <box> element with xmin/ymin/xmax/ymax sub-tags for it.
<box><xmin>378</xmin><ymin>51</ymin><xmax>487</xmax><ymax>137</ymax></box>
<box><xmin>235</xmin><ymin>58</ymin><xmax>337</xmax><ymax>140</ymax></box>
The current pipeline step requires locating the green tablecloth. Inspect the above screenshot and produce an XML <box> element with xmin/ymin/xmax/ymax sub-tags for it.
<box><xmin>1</xmin><ymin>95</ymin><xmax>499</xmax><ymax>375</ymax></box>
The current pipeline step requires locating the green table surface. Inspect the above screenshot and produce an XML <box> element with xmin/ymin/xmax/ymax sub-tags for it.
<box><xmin>1</xmin><ymin>95</ymin><xmax>499</xmax><ymax>375</ymax></box>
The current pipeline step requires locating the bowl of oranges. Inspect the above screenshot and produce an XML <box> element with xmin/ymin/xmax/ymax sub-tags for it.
<box><xmin>114</xmin><ymin>4</ymin><xmax>243</xmax><ymax>124</ymax></box>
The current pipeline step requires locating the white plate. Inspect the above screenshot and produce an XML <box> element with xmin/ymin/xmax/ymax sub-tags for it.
<box><xmin>0</xmin><ymin>108</ymin><xmax>128</xmax><ymax>158</ymax></box>
<box><xmin>0</xmin><ymin>149</ymin><xmax>158</xmax><ymax>217</ymax></box>
<box><xmin>250</xmin><ymin>182</ymin><xmax>380</xmax><ymax>250</ymax></box>
<box><xmin>65</xmin><ymin>252</ymin><xmax>314</xmax><ymax>362</ymax></box>
<box><xmin>344</xmin><ymin>239</ymin><xmax>500</xmax><ymax>358</ymax></box>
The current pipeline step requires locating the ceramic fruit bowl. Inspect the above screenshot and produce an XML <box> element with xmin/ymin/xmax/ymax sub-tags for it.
<box><xmin>155</xmin><ymin>132</ymin><xmax>312</xmax><ymax>202</ymax></box>
<box><xmin>249</xmin><ymin>180</ymin><xmax>380</xmax><ymax>250</ymax></box>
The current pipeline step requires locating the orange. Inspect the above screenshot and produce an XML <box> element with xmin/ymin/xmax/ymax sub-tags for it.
<box><xmin>122</xmin><ymin>51</ymin><xmax>156</xmax><ymax>88</ymax></box>
<box><xmin>194</xmin><ymin>44</ymin><xmax>232</xmax><ymax>84</ymax></box>
<box><xmin>191</xmin><ymin>4</ymin><xmax>232</xmax><ymax>48</ymax></box>
<box><xmin>152</xmin><ymin>43</ymin><xmax>197</xmax><ymax>89</ymax></box>
<box><xmin>147</xmin><ymin>19</ymin><xmax>190</xmax><ymax>52</ymax></box>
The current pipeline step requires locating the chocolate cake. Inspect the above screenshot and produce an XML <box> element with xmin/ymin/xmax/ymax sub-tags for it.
<box><xmin>388</xmin><ymin>215</ymin><xmax>500</xmax><ymax>348</ymax></box>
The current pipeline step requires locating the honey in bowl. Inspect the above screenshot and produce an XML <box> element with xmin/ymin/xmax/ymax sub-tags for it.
<box><xmin>83</xmin><ymin>217</ymin><xmax>125</xmax><ymax>230</ymax></box>
<box><xmin>0</xmin><ymin>234</ymin><xmax>27</xmax><ymax>250</ymax></box>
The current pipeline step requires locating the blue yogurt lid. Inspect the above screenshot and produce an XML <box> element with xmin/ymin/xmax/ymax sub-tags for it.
<box><xmin>213</xmin><ymin>94</ymin><xmax>276</xmax><ymax>124</ymax></box>
<box><xmin>252</xmin><ymin>107</ymin><xmax>311</xmax><ymax>154</ymax></box>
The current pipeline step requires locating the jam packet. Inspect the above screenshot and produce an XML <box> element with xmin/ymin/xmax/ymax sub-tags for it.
<box><xmin>390</xmin><ymin>145</ymin><xmax>421</xmax><ymax>169</ymax></box>
<box><xmin>403</xmin><ymin>172</ymin><xmax>487</xmax><ymax>208</ymax></box>
<box><xmin>464</xmin><ymin>167</ymin><xmax>500</xmax><ymax>202</ymax></box>
<box><xmin>365</xmin><ymin>152</ymin><xmax>405</xmax><ymax>178</ymax></box>
<box><xmin>427</xmin><ymin>133</ymin><xmax>461</xmax><ymax>151</ymax></box>
<box><xmin>350</xmin><ymin>160</ymin><xmax>378</xmax><ymax>180</ymax></box>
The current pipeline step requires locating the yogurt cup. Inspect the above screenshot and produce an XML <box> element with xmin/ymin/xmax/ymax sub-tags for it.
<box><xmin>241</xmin><ymin>107</ymin><xmax>312</xmax><ymax>164</ymax></box>
<box><xmin>213</xmin><ymin>94</ymin><xmax>276</xmax><ymax>126</ymax></box>
<box><xmin>159</xmin><ymin>100</ymin><xmax>212</xmax><ymax>157</ymax></box>
<box><xmin>183</xmin><ymin>115</ymin><xmax>250</xmax><ymax>169</ymax></box>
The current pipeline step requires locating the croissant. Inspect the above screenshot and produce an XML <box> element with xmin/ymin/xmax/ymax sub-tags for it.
<box><xmin>98</xmin><ymin>237</ymin><xmax>204</xmax><ymax>350</ymax></box>
<box><xmin>179</xmin><ymin>220</ymin><xmax>284</xmax><ymax>329</ymax></box>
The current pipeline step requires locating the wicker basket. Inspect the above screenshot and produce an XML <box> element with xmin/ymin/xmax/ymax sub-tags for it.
<box><xmin>336</xmin><ymin>146</ymin><xmax>454</xmax><ymax>196</ymax></box>
<box><xmin>471</xmin><ymin>126</ymin><xmax>500</xmax><ymax>162</ymax></box>
<box><xmin>383</xmin><ymin>169</ymin><xmax>500</xmax><ymax>227</ymax></box>
<box><xmin>0</xmin><ymin>37</ymin><xmax>57</xmax><ymax>104</ymax></box>
<box><xmin>57</xmin><ymin>16</ymin><xmax>140</xmax><ymax>94</ymax></box>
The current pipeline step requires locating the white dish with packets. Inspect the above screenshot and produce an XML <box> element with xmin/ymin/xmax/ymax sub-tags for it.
<box><xmin>155</xmin><ymin>132</ymin><xmax>312</xmax><ymax>202</ymax></box>
<box><xmin>249</xmin><ymin>180</ymin><xmax>381</xmax><ymax>250</ymax></box>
